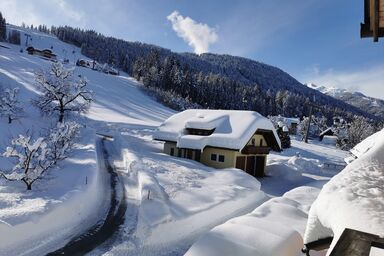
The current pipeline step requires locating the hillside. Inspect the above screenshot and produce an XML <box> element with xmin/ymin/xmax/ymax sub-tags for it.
<box><xmin>307</xmin><ymin>83</ymin><xmax>384</xmax><ymax>119</ymax></box>
<box><xmin>47</xmin><ymin>25</ymin><xmax>377</xmax><ymax>121</ymax></box>
<box><xmin>0</xmin><ymin>26</ymin><xmax>352</xmax><ymax>256</ymax></box>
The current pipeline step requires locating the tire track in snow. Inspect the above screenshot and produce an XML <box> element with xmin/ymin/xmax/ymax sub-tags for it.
<box><xmin>46</xmin><ymin>138</ymin><xmax>127</xmax><ymax>256</ymax></box>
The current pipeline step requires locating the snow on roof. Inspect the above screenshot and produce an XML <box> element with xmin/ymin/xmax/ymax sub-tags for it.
<box><xmin>319</xmin><ymin>127</ymin><xmax>334</xmax><ymax>137</ymax></box>
<box><xmin>284</xmin><ymin>117</ymin><xmax>300</xmax><ymax>124</ymax></box>
<box><xmin>304</xmin><ymin>128</ymin><xmax>384</xmax><ymax>252</ymax></box>
<box><xmin>153</xmin><ymin>109</ymin><xmax>281</xmax><ymax>151</ymax></box>
<box><xmin>349</xmin><ymin>129</ymin><xmax>383</xmax><ymax>158</ymax></box>
<box><xmin>186</xmin><ymin>185</ymin><xmax>322</xmax><ymax>256</ymax></box>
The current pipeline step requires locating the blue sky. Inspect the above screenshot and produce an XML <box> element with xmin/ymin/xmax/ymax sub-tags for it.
<box><xmin>2</xmin><ymin>0</ymin><xmax>384</xmax><ymax>99</ymax></box>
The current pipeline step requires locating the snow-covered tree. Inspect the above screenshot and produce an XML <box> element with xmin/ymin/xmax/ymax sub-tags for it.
<box><xmin>347</xmin><ymin>116</ymin><xmax>375</xmax><ymax>148</ymax></box>
<box><xmin>0</xmin><ymin>135</ymin><xmax>50</xmax><ymax>190</ymax></box>
<box><xmin>0</xmin><ymin>87</ymin><xmax>23</xmax><ymax>123</ymax></box>
<box><xmin>0</xmin><ymin>12</ymin><xmax>6</xmax><ymax>42</ymax></box>
<box><xmin>0</xmin><ymin>122</ymin><xmax>81</xmax><ymax>190</ymax></box>
<box><xmin>34</xmin><ymin>62</ymin><xmax>93</xmax><ymax>123</ymax></box>
<box><xmin>48</xmin><ymin>121</ymin><xmax>81</xmax><ymax>161</ymax></box>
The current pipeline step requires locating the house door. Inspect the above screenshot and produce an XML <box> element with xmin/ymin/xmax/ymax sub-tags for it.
<box><xmin>236</xmin><ymin>156</ymin><xmax>246</xmax><ymax>171</ymax></box>
<box><xmin>195</xmin><ymin>150</ymin><xmax>201</xmax><ymax>162</ymax></box>
<box><xmin>246</xmin><ymin>156</ymin><xmax>255</xmax><ymax>176</ymax></box>
<box><xmin>186</xmin><ymin>149</ymin><xmax>193</xmax><ymax>159</ymax></box>
<box><xmin>255</xmin><ymin>156</ymin><xmax>265</xmax><ymax>177</ymax></box>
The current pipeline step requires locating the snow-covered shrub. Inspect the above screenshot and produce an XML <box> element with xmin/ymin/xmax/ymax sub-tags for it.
<box><xmin>0</xmin><ymin>87</ymin><xmax>23</xmax><ymax>123</ymax></box>
<box><xmin>0</xmin><ymin>122</ymin><xmax>81</xmax><ymax>190</ymax></box>
<box><xmin>47</xmin><ymin>121</ymin><xmax>81</xmax><ymax>162</ymax></box>
<box><xmin>34</xmin><ymin>62</ymin><xmax>93</xmax><ymax>123</ymax></box>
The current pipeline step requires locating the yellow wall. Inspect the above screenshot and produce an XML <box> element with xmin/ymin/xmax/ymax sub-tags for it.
<box><xmin>200</xmin><ymin>147</ymin><xmax>237</xmax><ymax>169</ymax></box>
<box><xmin>161</xmin><ymin>134</ymin><xmax>268</xmax><ymax>171</ymax></box>
<box><xmin>164</xmin><ymin>141</ymin><xmax>177</xmax><ymax>156</ymax></box>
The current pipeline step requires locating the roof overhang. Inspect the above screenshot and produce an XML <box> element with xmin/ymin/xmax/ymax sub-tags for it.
<box><xmin>361</xmin><ymin>0</ymin><xmax>384</xmax><ymax>41</ymax></box>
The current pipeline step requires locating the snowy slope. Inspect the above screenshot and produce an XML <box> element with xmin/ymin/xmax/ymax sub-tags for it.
<box><xmin>0</xmin><ymin>26</ymin><xmax>174</xmax><ymax>255</ymax></box>
<box><xmin>306</xmin><ymin>83</ymin><xmax>384</xmax><ymax>119</ymax></box>
<box><xmin>1</xmin><ymin>26</ymin><xmax>265</xmax><ymax>255</ymax></box>
<box><xmin>0</xmin><ymin>26</ymin><xmax>355</xmax><ymax>256</ymax></box>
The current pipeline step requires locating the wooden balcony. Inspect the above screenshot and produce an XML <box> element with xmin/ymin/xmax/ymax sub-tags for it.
<box><xmin>241</xmin><ymin>145</ymin><xmax>270</xmax><ymax>155</ymax></box>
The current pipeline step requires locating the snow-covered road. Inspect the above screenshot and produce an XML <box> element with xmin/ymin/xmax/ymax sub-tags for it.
<box><xmin>47</xmin><ymin>137</ymin><xmax>127</xmax><ymax>255</ymax></box>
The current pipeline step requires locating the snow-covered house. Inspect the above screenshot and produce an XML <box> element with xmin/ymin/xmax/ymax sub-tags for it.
<box><xmin>153</xmin><ymin>110</ymin><xmax>281</xmax><ymax>177</ymax></box>
<box><xmin>319</xmin><ymin>128</ymin><xmax>334</xmax><ymax>141</ymax></box>
<box><xmin>26</xmin><ymin>47</ymin><xmax>57</xmax><ymax>60</ymax></box>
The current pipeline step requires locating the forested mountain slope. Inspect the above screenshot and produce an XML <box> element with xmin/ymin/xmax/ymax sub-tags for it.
<box><xmin>49</xmin><ymin>26</ymin><xmax>378</xmax><ymax>122</ymax></box>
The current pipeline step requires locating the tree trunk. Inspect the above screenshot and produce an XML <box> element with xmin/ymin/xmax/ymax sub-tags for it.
<box><xmin>59</xmin><ymin>111</ymin><xmax>64</xmax><ymax>123</ymax></box>
<box><xmin>8</xmin><ymin>115</ymin><xmax>11</xmax><ymax>124</ymax></box>
<box><xmin>27</xmin><ymin>183</ymin><xmax>32</xmax><ymax>190</ymax></box>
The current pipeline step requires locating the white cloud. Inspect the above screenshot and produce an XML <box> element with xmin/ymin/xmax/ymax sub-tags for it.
<box><xmin>1</xmin><ymin>0</ymin><xmax>86</xmax><ymax>28</ymax></box>
<box><xmin>167</xmin><ymin>11</ymin><xmax>218</xmax><ymax>54</ymax></box>
<box><xmin>300</xmin><ymin>65</ymin><xmax>384</xmax><ymax>99</ymax></box>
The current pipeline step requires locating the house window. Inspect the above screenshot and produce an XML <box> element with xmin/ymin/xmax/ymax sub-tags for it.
<box><xmin>260</xmin><ymin>139</ymin><xmax>263</xmax><ymax>146</ymax></box>
<box><xmin>177</xmin><ymin>149</ymin><xmax>182</xmax><ymax>157</ymax></box>
<box><xmin>211</xmin><ymin>154</ymin><xmax>217</xmax><ymax>161</ymax></box>
<box><xmin>218</xmin><ymin>155</ymin><xmax>225</xmax><ymax>162</ymax></box>
<box><xmin>251</xmin><ymin>139</ymin><xmax>255</xmax><ymax>145</ymax></box>
<box><xmin>170</xmin><ymin>148</ymin><xmax>174</xmax><ymax>156</ymax></box>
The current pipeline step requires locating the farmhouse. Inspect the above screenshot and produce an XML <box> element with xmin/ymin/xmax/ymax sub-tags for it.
<box><xmin>153</xmin><ymin>110</ymin><xmax>281</xmax><ymax>177</ymax></box>
<box><xmin>26</xmin><ymin>47</ymin><xmax>57</xmax><ymax>60</ymax></box>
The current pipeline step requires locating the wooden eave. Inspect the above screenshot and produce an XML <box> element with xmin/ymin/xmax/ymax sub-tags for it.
<box><xmin>361</xmin><ymin>0</ymin><xmax>384</xmax><ymax>41</ymax></box>
<box><xmin>241</xmin><ymin>145</ymin><xmax>270</xmax><ymax>155</ymax></box>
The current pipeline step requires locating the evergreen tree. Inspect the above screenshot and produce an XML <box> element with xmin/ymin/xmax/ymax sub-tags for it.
<box><xmin>0</xmin><ymin>12</ymin><xmax>6</xmax><ymax>41</ymax></box>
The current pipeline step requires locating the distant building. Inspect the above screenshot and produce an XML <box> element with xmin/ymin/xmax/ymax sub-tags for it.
<box><xmin>26</xmin><ymin>47</ymin><xmax>57</xmax><ymax>60</ymax></box>
<box><xmin>319</xmin><ymin>128</ymin><xmax>334</xmax><ymax>141</ymax></box>
<box><xmin>153</xmin><ymin>110</ymin><xmax>281</xmax><ymax>177</ymax></box>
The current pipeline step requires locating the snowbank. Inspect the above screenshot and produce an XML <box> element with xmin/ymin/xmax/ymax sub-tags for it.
<box><xmin>186</xmin><ymin>184</ymin><xmax>323</xmax><ymax>256</ymax></box>
<box><xmin>100</xmin><ymin>131</ymin><xmax>267</xmax><ymax>255</ymax></box>
<box><xmin>304</xmin><ymin>128</ymin><xmax>384</xmax><ymax>254</ymax></box>
<box><xmin>0</xmin><ymin>130</ymin><xmax>107</xmax><ymax>255</ymax></box>
<box><xmin>349</xmin><ymin>128</ymin><xmax>382</xmax><ymax>159</ymax></box>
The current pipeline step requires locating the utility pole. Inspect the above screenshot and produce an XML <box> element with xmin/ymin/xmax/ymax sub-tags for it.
<box><xmin>304</xmin><ymin>104</ymin><xmax>313</xmax><ymax>143</ymax></box>
<box><xmin>24</xmin><ymin>33</ymin><xmax>31</xmax><ymax>47</ymax></box>
<box><xmin>304</xmin><ymin>98</ymin><xmax>320</xmax><ymax>143</ymax></box>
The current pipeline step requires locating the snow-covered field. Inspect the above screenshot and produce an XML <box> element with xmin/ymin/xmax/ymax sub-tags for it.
<box><xmin>0</xmin><ymin>26</ymin><xmax>173</xmax><ymax>254</ymax></box>
<box><xmin>0</xmin><ymin>26</ymin><xmax>356</xmax><ymax>256</ymax></box>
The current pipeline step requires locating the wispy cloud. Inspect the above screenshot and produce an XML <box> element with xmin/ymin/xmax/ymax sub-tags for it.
<box><xmin>1</xmin><ymin>0</ymin><xmax>86</xmax><ymax>27</ymax></box>
<box><xmin>300</xmin><ymin>65</ymin><xmax>384</xmax><ymax>99</ymax></box>
<box><xmin>167</xmin><ymin>11</ymin><xmax>218</xmax><ymax>54</ymax></box>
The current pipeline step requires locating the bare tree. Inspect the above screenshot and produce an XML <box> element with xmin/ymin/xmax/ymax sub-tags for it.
<box><xmin>0</xmin><ymin>87</ymin><xmax>23</xmax><ymax>123</ymax></box>
<box><xmin>34</xmin><ymin>62</ymin><xmax>93</xmax><ymax>123</ymax></box>
<box><xmin>0</xmin><ymin>122</ymin><xmax>81</xmax><ymax>190</ymax></box>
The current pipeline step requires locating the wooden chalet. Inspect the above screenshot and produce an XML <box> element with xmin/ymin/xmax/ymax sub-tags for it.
<box><xmin>26</xmin><ymin>47</ymin><xmax>57</xmax><ymax>60</ymax></box>
<box><xmin>153</xmin><ymin>110</ymin><xmax>281</xmax><ymax>177</ymax></box>
<box><xmin>361</xmin><ymin>0</ymin><xmax>384</xmax><ymax>41</ymax></box>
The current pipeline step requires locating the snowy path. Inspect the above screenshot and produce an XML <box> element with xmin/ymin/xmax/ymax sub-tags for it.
<box><xmin>46</xmin><ymin>137</ymin><xmax>127</xmax><ymax>255</ymax></box>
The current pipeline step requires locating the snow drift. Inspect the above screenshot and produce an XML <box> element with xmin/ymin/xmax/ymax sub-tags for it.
<box><xmin>304</xmin><ymin>128</ymin><xmax>384</xmax><ymax>253</ymax></box>
<box><xmin>186</xmin><ymin>185</ymin><xmax>323</xmax><ymax>256</ymax></box>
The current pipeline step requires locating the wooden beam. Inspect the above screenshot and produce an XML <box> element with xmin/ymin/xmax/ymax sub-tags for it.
<box><xmin>329</xmin><ymin>228</ymin><xmax>384</xmax><ymax>256</ymax></box>
<box><xmin>380</xmin><ymin>0</ymin><xmax>384</xmax><ymax>27</ymax></box>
